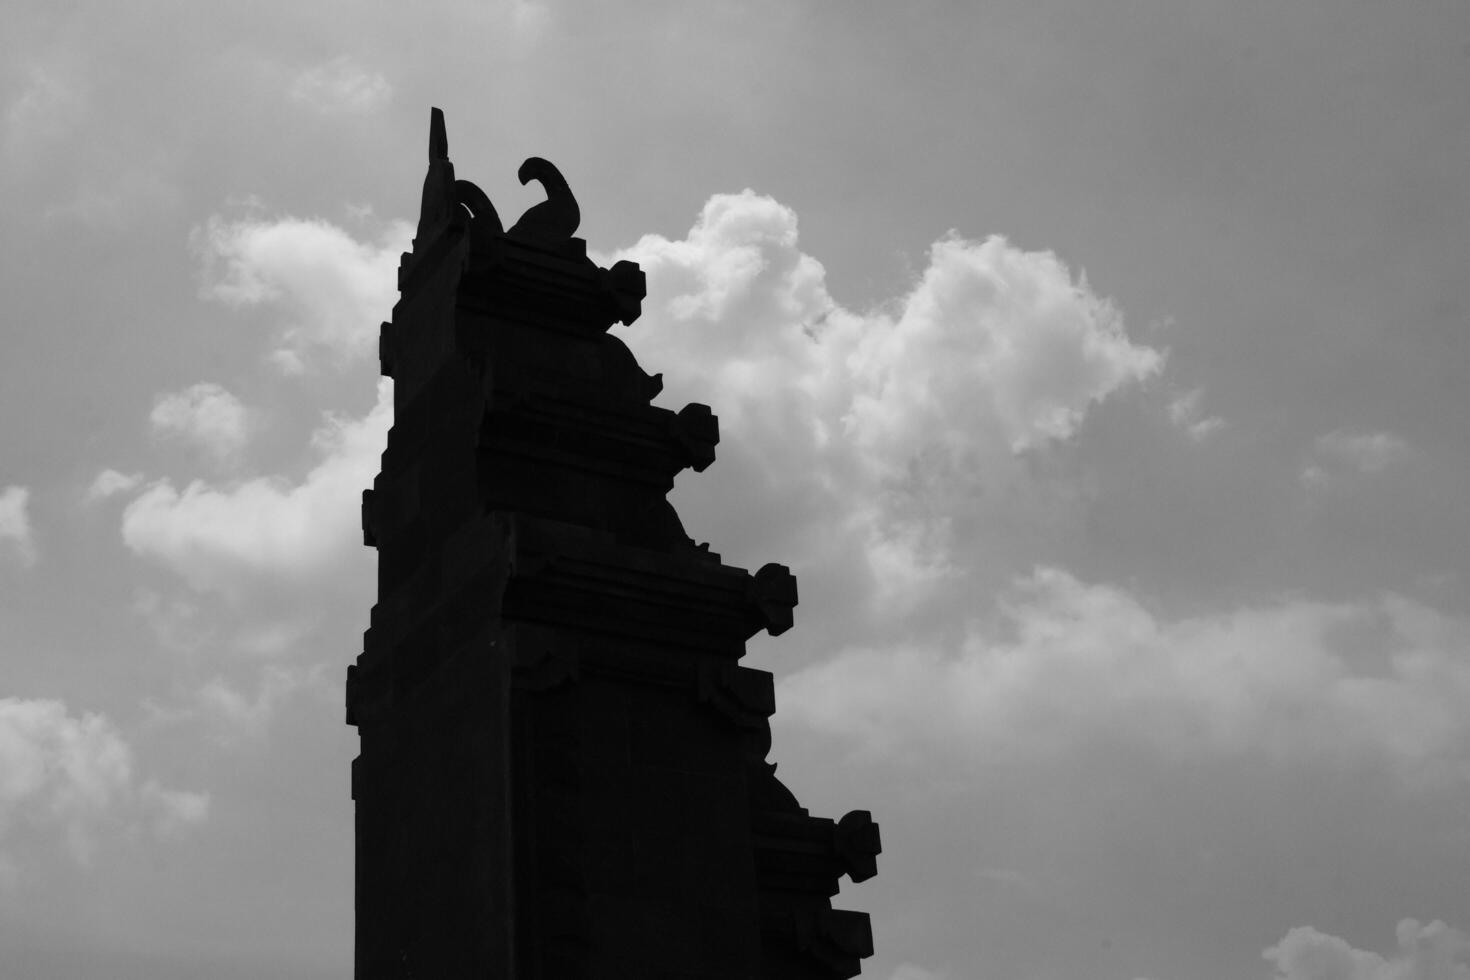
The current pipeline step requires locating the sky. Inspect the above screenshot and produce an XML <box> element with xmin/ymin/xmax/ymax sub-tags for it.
<box><xmin>2</xmin><ymin>1</ymin><xmax>1468</xmax><ymax>977</ymax></box>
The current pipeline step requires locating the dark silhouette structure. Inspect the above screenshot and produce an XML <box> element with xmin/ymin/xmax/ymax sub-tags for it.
<box><xmin>347</xmin><ymin>109</ymin><xmax>880</xmax><ymax>978</ymax></box>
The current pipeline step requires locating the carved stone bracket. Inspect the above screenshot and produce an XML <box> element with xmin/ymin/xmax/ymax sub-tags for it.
<box><xmin>344</xmin><ymin>661</ymin><xmax>389</xmax><ymax>728</ymax></box>
<box><xmin>748</xmin><ymin>562</ymin><xmax>798</xmax><ymax>636</ymax></box>
<box><xmin>792</xmin><ymin>908</ymin><xmax>875</xmax><ymax>980</ymax></box>
<box><xmin>695</xmin><ymin>660</ymin><xmax>775</xmax><ymax>729</ymax></box>
<box><xmin>599</xmin><ymin>260</ymin><xmax>646</xmax><ymax>326</ymax></box>
<box><xmin>751</xmin><ymin>805</ymin><xmax>884</xmax><ymax>895</ymax></box>
<box><xmin>669</xmin><ymin>402</ymin><xmax>719</xmax><ymax>472</ymax></box>
<box><xmin>834</xmin><ymin>810</ymin><xmax>882</xmax><ymax>883</ymax></box>
<box><xmin>361</xmin><ymin>487</ymin><xmax>379</xmax><ymax>547</ymax></box>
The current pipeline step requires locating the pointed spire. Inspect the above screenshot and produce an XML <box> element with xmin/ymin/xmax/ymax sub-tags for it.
<box><xmin>429</xmin><ymin>107</ymin><xmax>448</xmax><ymax>161</ymax></box>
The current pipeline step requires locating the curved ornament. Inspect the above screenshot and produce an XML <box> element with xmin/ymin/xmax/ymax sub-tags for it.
<box><xmin>454</xmin><ymin>179</ymin><xmax>503</xmax><ymax>235</ymax></box>
<box><xmin>507</xmin><ymin>156</ymin><xmax>581</xmax><ymax>244</ymax></box>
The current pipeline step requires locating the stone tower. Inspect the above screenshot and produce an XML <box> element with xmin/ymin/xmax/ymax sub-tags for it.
<box><xmin>347</xmin><ymin>109</ymin><xmax>881</xmax><ymax>979</ymax></box>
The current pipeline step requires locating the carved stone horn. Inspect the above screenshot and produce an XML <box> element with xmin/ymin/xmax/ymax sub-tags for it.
<box><xmin>455</xmin><ymin>179</ymin><xmax>503</xmax><ymax>235</ymax></box>
<box><xmin>506</xmin><ymin>156</ymin><xmax>580</xmax><ymax>244</ymax></box>
<box><xmin>454</xmin><ymin>178</ymin><xmax>503</xmax><ymax>270</ymax></box>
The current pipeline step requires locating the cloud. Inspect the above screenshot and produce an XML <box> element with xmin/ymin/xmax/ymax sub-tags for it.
<box><xmin>1265</xmin><ymin>919</ymin><xmax>1470</xmax><ymax>980</ymax></box>
<box><xmin>1167</xmin><ymin>387</ymin><xmax>1225</xmax><ymax>441</ymax></box>
<box><xmin>778</xmin><ymin>567</ymin><xmax>1470</xmax><ymax>778</ymax></box>
<box><xmin>507</xmin><ymin>0</ymin><xmax>552</xmax><ymax>35</ymax></box>
<box><xmin>41</xmin><ymin>162</ymin><xmax>179</xmax><ymax>230</ymax></box>
<box><xmin>975</xmin><ymin>867</ymin><xmax>1039</xmax><ymax>896</ymax></box>
<box><xmin>287</xmin><ymin>56</ymin><xmax>392</xmax><ymax>114</ymax></box>
<box><xmin>143</xmin><ymin>190</ymin><xmax>1159</xmax><ymax>740</ymax></box>
<box><xmin>888</xmin><ymin>966</ymin><xmax>951</xmax><ymax>980</ymax></box>
<box><xmin>120</xmin><ymin>380</ymin><xmax>391</xmax><ymax>600</ymax></box>
<box><xmin>139</xmin><ymin>780</ymin><xmax>211</xmax><ymax>839</ymax></box>
<box><xmin>614</xmin><ymin>193</ymin><xmax>1161</xmax><ymax>456</ymax></box>
<box><xmin>85</xmin><ymin>469</ymin><xmax>143</xmax><ymax>503</ymax></box>
<box><xmin>131</xmin><ymin>585</ymin><xmax>317</xmax><ymax>661</ymax></box>
<box><xmin>149</xmin><ymin>383</ymin><xmax>252</xmax><ymax>464</ymax></box>
<box><xmin>0</xmin><ymin>698</ymin><xmax>207</xmax><ymax>863</ymax></box>
<box><xmin>1</xmin><ymin>58</ymin><xmax>86</xmax><ymax>171</ymax></box>
<box><xmin>146</xmin><ymin>664</ymin><xmax>328</xmax><ymax>747</ymax></box>
<box><xmin>606</xmin><ymin>191</ymin><xmax>1162</xmax><ymax>620</ymax></box>
<box><xmin>0</xmin><ymin>485</ymin><xmax>37</xmax><ymax>568</ymax></box>
<box><xmin>165</xmin><ymin>189</ymin><xmax>1155</xmax><ymax>626</ymax></box>
<box><xmin>194</xmin><ymin>213</ymin><xmax>411</xmax><ymax>371</ymax></box>
<box><xmin>1316</xmin><ymin>430</ymin><xmax>1410</xmax><ymax>473</ymax></box>
<box><xmin>846</xmin><ymin>232</ymin><xmax>1163</xmax><ymax>457</ymax></box>
<box><xmin>1302</xmin><ymin>429</ymin><xmax>1409</xmax><ymax>489</ymax></box>
<box><xmin>131</xmin><ymin>588</ymin><xmax>212</xmax><ymax>653</ymax></box>
<box><xmin>196</xmin><ymin>665</ymin><xmax>325</xmax><ymax>743</ymax></box>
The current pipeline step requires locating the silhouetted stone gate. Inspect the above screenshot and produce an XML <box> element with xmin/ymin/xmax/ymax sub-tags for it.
<box><xmin>347</xmin><ymin>108</ymin><xmax>880</xmax><ymax>979</ymax></box>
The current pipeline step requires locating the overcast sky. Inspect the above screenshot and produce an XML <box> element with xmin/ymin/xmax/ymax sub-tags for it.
<box><xmin>3</xmin><ymin>1</ymin><xmax>1469</xmax><ymax>978</ymax></box>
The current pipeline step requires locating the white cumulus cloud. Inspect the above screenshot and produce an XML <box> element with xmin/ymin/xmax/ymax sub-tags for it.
<box><xmin>194</xmin><ymin>213</ymin><xmax>411</xmax><ymax>371</ymax></box>
<box><xmin>121</xmin><ymin>379</ymin><xmax>391</xmax><ymax>600</ymax></box>
<box><xmin>85</xmin><ymin>469</ymin><xmax>143</xmax><ymax>503</ymax></box>
<box><xmin>0</xmin><ymin>485</ymin><xmax>37</xmax><ymax>568</ymax></box>
<box><xmin>606</xmin><ymin>191</ymin><xmax>1163</xmax><ymax>621</ymax></box>
<box><xmin>1265</xmin><ymin>919</ymin><xmax>1470</xmax><ymax>980</ymax></box>
<box><xmin>613</xmin><ymin>192</ymin><xmax>1161</xmax><ymax>459</ymax></box>
<box><xmin>149</xmin><ymin>382</ymin><xmax>252</xmax><ymax>464</ymax></box>
<box><xmin>0</xmin><ymin>698</ymin><xmax>207</xmax><ymax>863</ymax></box>
<box><xmin>845</xmin><ymin>232</ymin><xmax>1163</xmax><ymax>458</ymax></box>
<box><xmin>778</xmin><ymin>567</ymin><xmax>1470</xmax><ymax>777</ymax></box>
